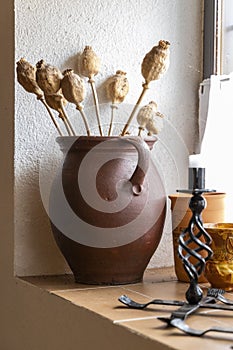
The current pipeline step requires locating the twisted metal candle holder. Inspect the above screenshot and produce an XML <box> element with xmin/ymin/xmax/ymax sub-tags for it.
<box><xmin>118</xmin><ymin>188</ymin><xmax>233</xmax><ymax>336</ymax></box>
<box><xmin>177</xmin><ymin>189</ymin><xmax>215</xmax><ymax>304</ymax></box>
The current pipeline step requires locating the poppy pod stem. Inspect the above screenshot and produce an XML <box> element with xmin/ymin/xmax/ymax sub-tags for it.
<box><xmin>138</xmin><ymin>127</ymin><xmax>144</xmax><ymax>137</ymax></box>
<box><xmin>121</xmin><ymin>83</ymin><xmax>149</xmax><ymax>136</ymax></box>
<box><xmin>88</xmin><ymin>78</ymin><xmax>103</xmax><ymax>136</ymax></box>
<box><xmin>59</xmin><ymin>103</ymin><xmax>76</xmax><ymax>136</ymax></box>
<box><xmin>59</xmin><ymin>113</ymin><xmax>72</xmax><ymax>136</ymax></box>
<box><xmin>76</xmin><ymin>104</ymin><xmax>91</xmax><ymax>136</ymax></box>
<box><xmin>108</xmin><ymin>104</ymin><xmax>118</xmax><ymax>136</ymax></box>
<box><xmin>39</xmin><ymin>97</ymin><xmax>63</xmax><ymax>136</ymax></box>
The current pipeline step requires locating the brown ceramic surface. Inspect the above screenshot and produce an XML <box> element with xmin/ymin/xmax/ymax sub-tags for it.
<box><xmin>50</xmin><ymin>136</ymin><xmax>166</xmax><ymax>284</ymax></box>
<box><xmin>204</xmin><ymin>223</ymin><xmax>233</xmax><ymax>291</ymax></box>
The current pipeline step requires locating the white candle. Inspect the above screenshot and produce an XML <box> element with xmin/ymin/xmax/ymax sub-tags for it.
<box><xmin>189</xmin><ymin>154</ymin><xmax>205</xmax><ymax>168</ymax></box>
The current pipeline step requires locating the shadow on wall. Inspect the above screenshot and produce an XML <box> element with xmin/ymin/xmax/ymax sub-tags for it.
<box><xmin>14</xmin><ymin>170</ymin><xmax>71</xmax><ymax>277</ymax></box>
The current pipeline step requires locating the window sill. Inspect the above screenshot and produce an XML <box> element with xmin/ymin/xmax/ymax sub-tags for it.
<box><xmin>19</xmin><ymin>267</ymin><xmax>233</xmax><ymax>350</ymax></box>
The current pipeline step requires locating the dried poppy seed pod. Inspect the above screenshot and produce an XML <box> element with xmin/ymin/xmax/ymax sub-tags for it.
<box><xmin>80</xmin><ymin>46</ymin><xmax>102</xmax><ymax>135</ymax></box>
<box><xmin>106</xmin><ymin>70</ymin><xmax>129</xmax><ymax>136</ymax></box>
<box><xmin>44</xmin><ymin>91</ymin><xmax>68</xmax><ymax>114</ymax></box>
<box><xmin>61</xmin><ymin>69</ymin><xmax>90</xmax><ymax>136</ymax></box>
<box><xmin>146</xmin><ymin>112</ymin><xmax>164</xmax><ymax>136</ymax></box>
<box><xmin>121</xmin><ymin>41</ymin><xmax>170</xmax><ymax>136</ymax></box>
<box><xmin>16</xmin><ymin>58</ymin><xmax>43</xmax><ymax>99</ymax></box>
<box><xmin>36</xmin><ymin>59</ymin><xmax>63</xmax><ymax>95</ymax></box>
<box><xmin>80</xmin><ymin>46</ymin><xmax>100</xmax><ymax>80</ymax></box>
<box><xmin>61</xmin><ymin>69</ymin><xmax>86</xmax><ymax>105</ymax></box>
<box><xmin>106</xmin><ymin>70</ymin><xmax>129</xmax><ymax>104</ymax></box>
<box><xmin>136</xmin><ymin>101</ymin><xmax>158</xmax><ymax>135</ymax></box>
<box><xmin>16</xmin><ymin>58</ymin><xmax>64</xmax><ymax>136</ymax></box>
<box><xmin>137</xmin><ymin>101</ymin><xmax>158</xmax><ymax>124</ymax></box>
<box><xmin>141</xmin><ymin>40</ymin><xmax>170</xmax><ymax>85</ymax></box>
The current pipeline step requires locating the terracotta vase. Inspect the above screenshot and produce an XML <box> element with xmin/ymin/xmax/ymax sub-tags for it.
<box><xmin>168</xmin><ymin>192</ymin><xmax>226</xmax><ymax>283</ymax></box>
<box><xmin>204</xmin><ymin>223</ymin><xmax>233</xmax><ymax>291</ymax></box>
<box><xmin>49</xmin><ymin>136</ymin><xmax>166</xmax><ymax>285</ymax></box>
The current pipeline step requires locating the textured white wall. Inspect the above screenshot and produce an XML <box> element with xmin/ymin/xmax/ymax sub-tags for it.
<box><xmin>15</xmin><ymin>0</ymin><xmax>203</xmax><ymax>276</ymax></box>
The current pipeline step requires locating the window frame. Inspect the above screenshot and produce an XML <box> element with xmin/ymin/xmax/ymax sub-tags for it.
<box><xmin>203</xmin><ymin>0</ymin><xmax>222</xmax><ymax>79</ymax></box>
<box><xmin>203</xmin><ymin>0</ymin><xmax>233</xmax><ymax>78</ymax></box>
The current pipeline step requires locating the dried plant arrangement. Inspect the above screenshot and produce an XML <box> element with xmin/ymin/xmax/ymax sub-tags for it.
<box><xmin>136</xmin><ymin>101</ymin><xmax>164</xmax><ymax>136</ymax></box>
<box><xmin>121</xmin><ymin>40</ymin><xmax>170</xmax><ymax>136</ymax></box>
<box><xmin>36</xmin><ymin>60</ymin><xmax>76</xmax><ymax>135</ymax></box>
<box><xmin>79</xmin><ymin>46</ymin><xmax>102</xmax><ymax>136</ymax></box>
<box><xmin>16</xmin><ymin>58</ymin><xmax>63</xmax><ymax>136</ymax></box>
<box><xmin>106</xmin><ymin>70</ymin><xmax>129</xmax><ymax>136</ymax></box>
<box><xmin>61</xmin><ymin>69</ymin><xmax>90</xmax><ymax>136</ymax></box>
<box><xmin>16</xmin><ymin>40</ymin><xmax>170</xmax><ymax>138</ymax></box>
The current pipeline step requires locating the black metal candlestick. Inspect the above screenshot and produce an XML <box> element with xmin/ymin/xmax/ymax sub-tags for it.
<box><xmin>188</xmin><ymin>168</ymin><xmax>205</xmax><ymax>190</ymax></box>
<box><xmin>118</xmin><ymin>173</ymin><xmax>233</xmax><ymax>336</ymax></box>
<box><xmin>177</xmin><ymin>164</ymin><xmax>214</xmax><ymax>303</ymax></box>
<box><xmin>176</xmin><ymin>188</ymin><xmax>215</xmax><ymax>304</ymax></box>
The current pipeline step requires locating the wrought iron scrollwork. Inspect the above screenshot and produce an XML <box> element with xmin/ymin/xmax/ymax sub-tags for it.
<box><xmin>177</xmin><ymin>189</ymin><xmax>214</xmax><ymax>304</ymax></box>
<box><xmin>118</xmin><ymin>188</ymin><xmax>233</xmax><ymax>337</ymax></box>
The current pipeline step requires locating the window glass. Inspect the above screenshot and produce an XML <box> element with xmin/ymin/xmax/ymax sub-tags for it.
<box><xmin>222</xmin><ymin>0</ymin><xmax>233</xmax><ymax>74</ymax></box>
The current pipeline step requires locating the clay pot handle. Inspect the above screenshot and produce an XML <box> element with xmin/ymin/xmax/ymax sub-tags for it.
<box><xmin>123</xmin><ymin>136</ymin><xmax>150</xmax><ymax>196</ymax></box>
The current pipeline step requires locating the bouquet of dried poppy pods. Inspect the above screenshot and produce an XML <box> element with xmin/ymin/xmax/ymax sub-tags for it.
<box><xmin>16</xmin><ymin>40</ymin><xmax>170</xmax><ymax>138</ymax></box>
